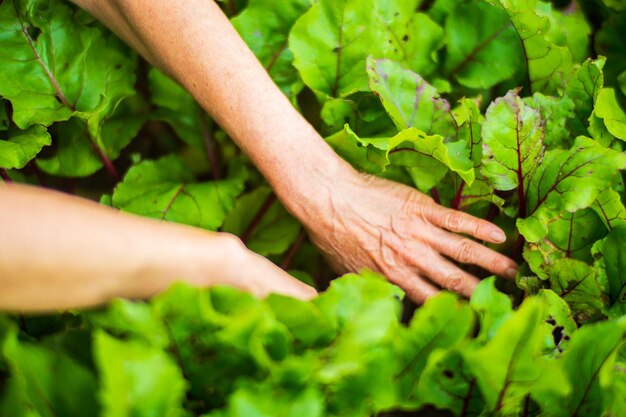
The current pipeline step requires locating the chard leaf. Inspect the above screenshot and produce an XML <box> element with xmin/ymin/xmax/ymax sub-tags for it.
<box><xmin>112</xmin><ymin>155</ymin><xmax>244</xmax><ymax>230</ymax></box>
<box><xmin>0</xmin><ymin>0</ymin><xmax>136</xmax><ymax>129</ymax></box>
<box><xmin>464</xmin><ymin>297</ymin><xmax>569</xmax><ymax>415</ymax></box>
<box><xmin>470</xmin><ymin>277</ymin><xmax>513</xmax><ymax>344</ymax></box>
<box><xmin>0</xmin><ymin>318</ymin><xmax>99</xmax><ymax>417</ymax></box>
<box><xmin>546</xmin><ymin>258</ymin><xmax>608</xmax><ymax>322</ymax></box>
<box><xmin>488</xmin><ymin>0</ymin><xmax>572</xmax><ymax>94</ymax></box>
<box><xmin>326</xmin><ymin>126</ymin><xmax>474</xmax><ymax>192</ymax></box>
<box><xmin>395</xmin><ymin>293</ymin><xmax>474</xmax><ymax>406</ymax></box>
<box><xmin>417</xmin><ymin>349</ymin><xmax>485</xmax><ymax>416</ymax></box>
<box><xmin>565</xmin><ymin>57</ymin><xmax>605</xmax><ymax>137</ymax></box>
<box><xmin>0</xmin><ymin>124</ymin><xmax>50</xmax><ymax>169</ymax></box>
<box><xmin>595</xmin><ymin>88</ymin><xmax>626</xmax><ymax>141</ymax></box>
<box><xmin>481</xmin><ymin>89</ymin><xmax>544</xmax><ymax>206</ymax></box>
<box><xmin>232</xmin><ymin>0</ymin><xmax>313</xmax><ymax>97</ymax></box>
<box><xmin>445</xmin><ymin>0</ymin><xmax>523</xmax><ymax>89</ymax></box>
<box><xmin>366</xmin><ymin>57</ymin><xmax>456</xmax><ymax>137</ymax></box>
<box><xmin>602</xmin><ymin>226</ymin><xmax>626</xmax><ymax>308</ymax></box>
<box><xmin>519</xmin><ymin>137</ymin><xmax>626</xmax><ymax>242</ymax></box>
<box><xmin>537</xmin><ymin>289</ymin><xmax>576</xmax><ymax>356</ymax></box>
<box><xmin>94</xmin><ymin>331</ymin><xmax>187</xmax><ymax>417</ymax></box>
<box><xmin>542</xmin><ymin>319</ymin><xmax>626</xmax><ymax>417</ymax></box>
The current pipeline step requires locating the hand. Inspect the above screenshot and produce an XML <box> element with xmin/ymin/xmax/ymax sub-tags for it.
<box><xmin>207</xmin><ymin>234</ymin><xmax>318</xmax><ymax>300</ymax></box>
<box><xmin>297</xmin><ymin>171</ymin><xmax>518</xmax><ymax>303</ymax></box>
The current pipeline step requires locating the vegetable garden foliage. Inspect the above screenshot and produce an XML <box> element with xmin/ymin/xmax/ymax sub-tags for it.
<box><xmin>0</xmin><ymin>0</ymin><xmax>626</xmax><ymax>415</ymax></box>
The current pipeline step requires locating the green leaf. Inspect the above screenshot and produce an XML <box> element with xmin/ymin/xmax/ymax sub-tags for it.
<box><xmin>445</xmin><ymin>0</ymin><xmax>523</xmax><ymax>89</ymax></box>
<box><xmin>524</xmin><ymin>93</ymin><xmax>575</xmax><ymax>149</ymax></box>
<box><xmin>602</xmin><ymin>226</ymin><xmax>626</xmax><ymax>307</ymax></box>
<box><xmin>542</xmin><ymin>319</ymin><xmax>626</xmax><ymax>417</ymax></box>
<box><xmin>366</xmin><ymin>57</ymin><xmax>456</xmax><ymax>136</ymax></box>
<box><xmin>519</xmin><ymin>137</ymin><xmax>626</xmax><ymax>241</ymax></box>
<box><xmin>0</xmin><ymin>124</ymin><xmax>50</xmax><ymax>169</ymax></box>
<box><xmin>0</xmin><ymin>0</ymin><xmax>136</xmax><ymax>129</ymax></box>
<box><xmin>470</xmin><ymin>277</ymin><xmax>513</xmax><ymax>344</ymax></box>
<box><xmin>592</xmin><ymin>188</ymin><xmax>626</xmax><ymax>230</ymax></box>
<box><xmin>464</xmin><ymin>298</ymin><xmax>568</xmax><ymax>414</ymax></box>
<box><xmin>326</xmin><ymin>125</ymin><xmax>474</xmax><ymax>192</ymax></box>
<box><xmin>417</xmin><ymin>348</ymin><xmax>484</xmax><ymax>416</ymax></box>
<box><xmin>289</xmin><ymin>0</ymin><xmax>423</xmax><ymax>98</ymax></box>
<box><xmin>148</xmin><ymin>68</ymin><xmax>205</xmax><ymax>148</ymax></box>
<box><xmin>232</xmin><ymin>0</ymin><xmax>313</xmax><ymax>97</ymax></box>
<box><xmin>564</xmin><ymin>57</ymin><xmax>605</xmax><ymax>137</ymax></box>
<box><xmin>538</xmin><ymin>289</ymin><xmax>577</xmax><ymax>355</ymax></box>
<box><xmin>481</xmin><ymin>89</ymin><xmax>544</xmax><ymax>196</ymax></box>
<box><xmin>536</xmin><ymin>2</ymin><xmax>591</xmax><ymax>63</ymax></box>
<box><xmin>222</xmin><ymin>187</ymin><xmax>301</xmax><ymax>256</ymax></box>
<box><xmin>395</xmin><ymin>292</ymin><xmax>474</xmax><ymax>406</ymax></box>
<box><xmin>112</xmin><ymin>155</ymin><xmax>244</xmax><ymax>230</ymax></box>
<box><xmin>0</xmin><ymin>320</ymin><xmax>99</xmax><ymax>417</ymax></box>
<box><xmin>595</xmin><ymin>88</ymin><xmax>626</xmax><ymax>141</ymax></box>
<box><xmin>488</xmin><ymin>0</ymin><xmax>572</xmax><ymax>94</ymax></box>
<box><xmin>94</xmin><ymin>330</ymin><xmax>187</xmax><ymax>417</ymax></box>
<box><xmin>546</xmin><ymin>258</ymin><xmax>608</xmax><ymax>322</ymax></box>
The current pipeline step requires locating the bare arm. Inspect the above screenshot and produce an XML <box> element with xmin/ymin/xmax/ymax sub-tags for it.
<box><xmin>71</xmin><ymin>0</ymin><xmax>518</xmax><ymax>302</ymax></box>
<box><xmin>0</xmin><ymin>184</ymin><xmax>315</xmax><ymax>312</ymax></box>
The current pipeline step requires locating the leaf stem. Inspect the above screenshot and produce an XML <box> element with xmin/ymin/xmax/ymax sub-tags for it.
<box><xmin>241</xmin><ymin>193</ymin><xmax>276</xmax><ymax>244</ymax></box>
<box><xmin>0</xmin><ymin>168</ymin><xmax>12</xmax><ymax>184</ymax></box>
<box><xmin>460</xmin><ymin>379</ymin><xmax>476</xmax><ymax>417</ymax></box>
<box><xmin>452</xmin><ymin>182</ymin><xmax>465</xmax><ymax>210</ymax></box>
<box><xmin>431</xmin><ymin>187</ymin><xmax>441</xmax><ymax>205</ymax></box>
<box><xmin>199</xmin><ymin>112</ymin><xmax>221</xmax><ymax>180</ymax></box>
<box><xmin>281</xmin><ymin>229</ymin><xmax>307</xmax><ymax>270</ymax></box>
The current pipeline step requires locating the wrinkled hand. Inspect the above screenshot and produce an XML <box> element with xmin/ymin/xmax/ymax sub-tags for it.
<box><xmin>300</xmin><ymin>172</ymin><xmax>518</xmax><ymax>303</ymax></box>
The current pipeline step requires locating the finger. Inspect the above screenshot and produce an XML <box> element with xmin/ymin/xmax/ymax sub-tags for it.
<box><xmin>415</xmin><ymin>253</ymin><xmax>480</xmax><ymax>298</ymax></box>
<box><xmin>246</xmin><ymin>255</ymin><xmax>318</xmax><ymax>300</ymax></box>
<box><xmin>425</xmin><ymin>206</ymin><xmax>506</xmax><ymax>244</ymax></box>
<box><xmin>391</xmin><ymin>271</ymin><xmax>439</xmax><ymax>304</ymax></box>
<box><xmin>430</xmin><ymin>231</ymin><xmax>518</xmax><ymax>279</ymax></box>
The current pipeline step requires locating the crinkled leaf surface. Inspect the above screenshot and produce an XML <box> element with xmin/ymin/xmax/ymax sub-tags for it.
<box><xmin>367</xmin><ymin>57</ymin><xmax>456</xmax><ymax>136</ymax></box>
<box><xmin>112</xmin><ymin>155</ymin><xmax>244</xmax><ymax>230</ymax></box>
<box><xmin>565</xmin><ymin>57</ymin><xmax>605</xmax><ymax>137</ymax></box>
<box><xmin>0</xmin><ymin>0</ymin><xmax>136</xmax><ymax>129</ymax></box>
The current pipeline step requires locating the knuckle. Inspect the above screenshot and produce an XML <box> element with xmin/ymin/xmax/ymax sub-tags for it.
<box><xmin>455</xmin><ymin>241</ymin><xmax>475</xmax><ymax>263</ymax></box>
<box><xmin>442</xmin><ymin>273</ymin><xmax>466</xmax><ymax>293</ymax></box>
<box><xmin>220</xmin><ymin>233</ymin><xmax>246</xmax><ymax>252</ymax></box>
<box><xmin>444</xmin><ymin>211</ymin><xmax>462</xmax><ymax>230</ymax></box>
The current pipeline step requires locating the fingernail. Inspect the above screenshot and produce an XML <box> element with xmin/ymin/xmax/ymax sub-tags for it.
<box><xmin>490</xmin><ymin>229</ymin><xmax>506</xmax><ymax>243</ymax></box>
<box><xmin>506</xmin><ymin>268</ymin><xmax>518</xmax><ymax>279</ymax></box>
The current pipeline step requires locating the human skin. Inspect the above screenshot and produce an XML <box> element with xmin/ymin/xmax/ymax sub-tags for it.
<box><xmin>0</xmin><ymin>0</ymin><xmax>517</xmax><ymax>312</ymax></box>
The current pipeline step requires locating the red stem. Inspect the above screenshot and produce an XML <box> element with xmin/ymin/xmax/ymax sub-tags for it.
<box><xmin>0</xmin><ymin>168</ymin><xmax>12</xmax><ymax>184</ymax></box>
<box><xmin>241</xmin><ymin>193</ymin><xmax>276</xmax><ymax>244</ymax></box>
<box><xmin>431</xmin><ymin>187</ymin><xmax>441</xmax><ymax>205</ymax></box>
<box><xmin>281</xmin><ymin>230</ymin><xmax>307</xmax><ymax>270</ymax></box>
<box><xmin>452</xmin><ymin>182</ymin><xmax>465</xmax><ymax>210</ymax></box>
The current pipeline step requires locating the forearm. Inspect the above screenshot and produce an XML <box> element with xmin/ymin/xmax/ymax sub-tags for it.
<box><xmin>72</xmin><ymin>0</ymin><xmax>351</xmax><ymax>220</ymax></box>
<box><xmin>0</xmin><ymin>184</ymin><xmax>233</xmax><ymax>312</ymax></box>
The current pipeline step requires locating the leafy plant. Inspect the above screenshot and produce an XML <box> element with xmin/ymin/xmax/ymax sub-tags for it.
<box><xmin>1</xmin><ymin>0</ymin><xmax>626</xmax><ymax>416</ymax></box>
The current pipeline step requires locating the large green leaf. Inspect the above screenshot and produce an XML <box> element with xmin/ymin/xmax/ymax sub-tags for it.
<box><xmin>232</xmin><ymin>0</ymin><xmax>313</xmax><ymax>96</ymax></box>
<box><xmin>445</xmin><ymin>0</ymin><xmax>523</xmax><ymax>89</ymax></box>
<box><xmin>481</xmin><ymin>90</ymin><xmax>544</xmax><ymax>210</ymax></box>
<box><xmin>542</xmin><ymin>319</ymin><xmax>626</xmax><ymax>417</ymax></box>
<box><xmin>94</xmin><ymin>331</ymin><xmax>187</xmax><ymax>417</ymax></box>
<box><xmin>592</xmin><ymin>188</ymin><xmax>626</xmax><ymax>231</ymax></box>
<box><xmin>395</xmin><ymin>293</ymin><xmax>474</xmax><ymax>406</ymax></box>
<box><xmin>602</xmin><ymin>226</ymin><xmax>626</xmax><ymax>308</ymax></box>
<box><xmin>367</xmin><ymin>57</ymin><xmax>456</xmax><ymax>136</ymax></box>
<box><xmin>326</xmin><ymin>125</ymin><xmax>474</xmax><ymax>192</ymax></box>
<box><xmin>464</xmin><ymin>298</ymin><xmax>568</xmax><ymax>414</ymax></box>
<box><xmin>0</xmin><ymin>0</ymin><xmax>136</xmax><ymax>129</ymax></box>
<box><xmin>112</xmin><ymin>155</ymin><xmax>245</xmax><ymax>230</ymax></box>
<box><xmin>488</xmin><ymin>0</ymin><xmax>572</xmax><ymax>94</ymax></box>
<box><xmin>289</xmin><ymin>0</ymin><xmax>427</xmax><ymax>99</ymax></box>
<box><xmin>0</xmin><ymin>124</ymin><xmax>50</xmax><ymax>169</ymax></box>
